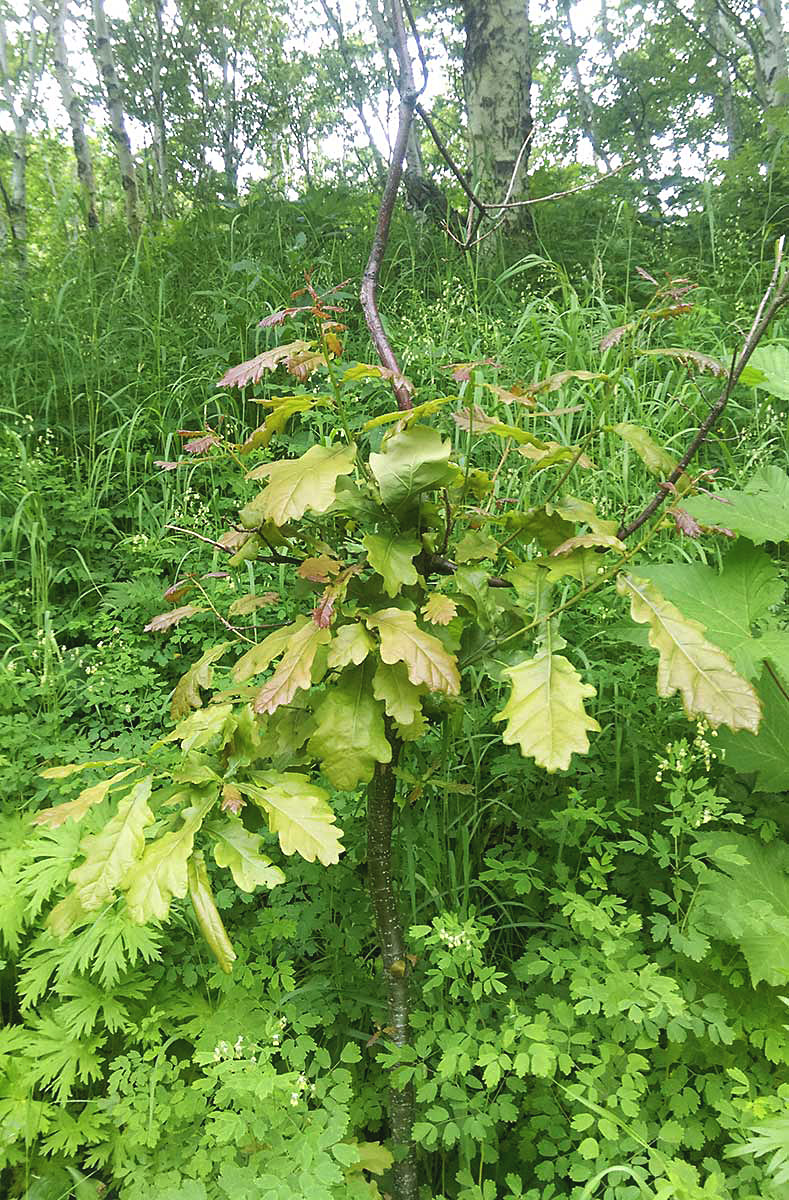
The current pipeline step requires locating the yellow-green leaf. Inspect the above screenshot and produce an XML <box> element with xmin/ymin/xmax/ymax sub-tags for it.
<box><xmin>233</xmin><ymin>617</ymin><xmax>308</xmax><ymax>683</ymax></box>
<box><xmin>123</xmin><ymin>794</ymin><xmax>216</xmax><ymax>923</ymax></box>
<box><xmin>254</xmin><ymin>620</ymin><xmax>331</xmax><ymax>715</ymax></box>
<box><xmin>369</xmin><ymin>425</ymin><xmax>454</xmax><ymax>509</ymax></box>
<box><xmin>32</xmin><ymin>766</ymin><xmax>138</xmax><ymax>828</ymax></box>
<box><xmin>455</xmin><ymin>529</ymin><xmax>499</xmax><ymax>563</ymax></box>
<box><xmin>241</xmin><ymin>773</ymin><xmax>344</xmax><ymax>865</ymax></box>
<box><xmin>361</xmin><ymin>397</ymin><xmax>449</xmax><ymax>431</ymax></box>
<box><xmin>211</xmin><ymin>817</ymin><xmax>285</xmax><ymax>891</ymax></box>
<box><xmin>363</xmin><ymin>531</ymin><xmax>421</xmax><ymax>596</ymax></box>
<box><xmin>47</xmin><ymin>890</ymin><xmax>88</xmax><ymax>938</ymax></box>
<box><xmin>327</xmin><ymin>622</ymin><xmax>374</xmax><ymax>669</ymax></box>
<box><xmin>68</xmin><ymin>776</ymin><xmax>155</xmax><ymax>910</ymax></box>
<box><xmin>372</xmin><ymin>661</ymin><xmax>424</xmax><ymax>725</ymax></box>
<box><xmin>421</xmin><ymin>594</ymin><xmax>458</xmax><ymax>625</ymax></box>
<box><xmin>188</xmin><ymin>851</ymin><xmax>237</xmax><ymax>973</ymax></box>
<box><xmin>551</xmin><ymin>533</ymin><xmax>625</xmax><ymax>556</ymax></box>
<box><xmin>494</xmin><ymin>652</ymin><xmax>600</xmax><ymax>771</ymax></box>
<box><xmin>171</xmin><ymin>643</ymin><xmax>231</xmax><ymax>720</ymax></box>
<box><xmin>613</xmin><ymin>423</ymin><xmax>679</xmax><ymax>478</ymax></box>
<box><xmin>308</xmin><ymin>664</ymin><xmax>392</xmax><ymax>789</ymax></box>
<box><xmin>243</xmin><ymin>443</ymin><xmax>356</xmax><ymax>526</ymax></box>
<box><xmin>366</xmin><ymin>608</ymin><xmax>460</xmax><ymax>695</ymax></box>
<box><xmin>617</xmin><ymin>574</ymin><xmax>761</xmax><ymax>732</ymax></box>
<box><xmin>227</xmin><ymin>591</ymin><xmax>279</xmax><ymax>617</ymax></box>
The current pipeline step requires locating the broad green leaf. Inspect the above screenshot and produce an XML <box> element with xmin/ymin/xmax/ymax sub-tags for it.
<box><xmin>241</xmin><ymin>773</ymin><xmax>344</xmax><ymax>865</ymax></box>
<box><xmin>308</xmin><ymin>664</ymin><xmax>392</xmax><ymax>789</ymax></box>
<box><xmin>244</xmin><ymin>443</ymin><xmax>356</xmax><ymax>526</ymax></box>
<box><xmin>69</xmin><ymin>777</ymin><xmax>155</xmax><ymax>911</ymax></box>
<box><xmin>682</xmin><ymin>467</ymin><xmax>789</xmax><ymax>545</ymax></box>
<box><xmin>171</xmin><ymin>643</ymin><xmax>231</xmax><ymax>720</ymax></box>
<box><xmin>233</xmin><ymin>617</ymin><xmax>308</xmax><ymax>683</ymax></box>
<box><xmin>752</xmin><ymin>630</ymin><xmax>789</xmax><ymax>688</ymax></box>
<box><xmin>617</xmin><ymin>574</ymin><xmax>761</xmax><ymax>732</ymax></box>
<box><xmin>373</xmin><ymin>660</ymin><xmax>424</xmax><ymax>725</ymax></box>
<box><xmin>634</xmin><ymin>543</ymin><xmax>785</xmax><ymax>678</ymax></box>
<box><xmin>369</xmin><ymin>425</ymin><xmax>455</xmax><ymax>509</ymax></box>
<box><xmin>241</xmin><ymin>395</ymin><xmax>316</xmax><ymax>453</ymax></box>
<box><xmin>326</xmin><ymin>622</ymin><xmax>374</xmax><ymax>669</ymax></box>
<box><xmin>613</xmin><ymin>422</ymin><xmax>680</xmax><ymax>478</ymax></box>
<box><xmin>33</xmin><ymin>767</ymin><xmax>138</xmax><ymax>828</ymax></box>
<box><xmin>366</xmin><ymin>608</ymin><xmax>460</xmax><ymax>695</ymax></box>
<box><xmin>163</xmin><ymin>703</ymin><xmax>235</xmax><ymax>753</ymax></box>
<box><xmin>718</xmin><ymin>667</ymin><xmax>789</xmax><ymax>791</ymax></box>
<box><xmin>694</xmin><ymin>832</ymin><xmax>789</xmax><ymax>985</ymax></box>
<box><xmin>210</xmin><ymin>817</ymin><xmax>286</xmax><ymax>891</ymax></box>
<box><xmin>254</xmin><ymin>620</ymin><xmax>331</xmax><ymax>714</ymax></box>
<box><xmin>455</xmin><ymin>529</ymin><xmax>499</xmax><ymax>563</ymax></box>
<box><xmin>188</xmin><ymin>851</ymin><xmax>237</xmax><ymax>973</ymax></box>
<box><xmin>123</xmin><ymin>793</ymin><xmax>215</xmax><ymax>923</ymax></box>
<box><xmin>363</xmin><ymin>531</ymin><xmax>421</xmax><ymax>596</ymax></box>
<box><xmin>494</xmin><ymin>651</ymin><xmax>600</xmax><ymax>771</ymax></box>
<box><xmin>748</xmin><ymin>344</ymin><xmax>789</xmax><ymax>401</ymax></box>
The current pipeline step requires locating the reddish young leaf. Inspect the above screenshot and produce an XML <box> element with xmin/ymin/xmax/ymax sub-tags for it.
<box><xmin>163</xmin><ymin>580</ymin><xmax>195</xmax><ymax>604</ymax></box>
<box><xmin>183</xmin><ymin>433</ymin><xmax>220</xmax><ymax>454</ymax></box>
<box><xmin>217</xmin><ymin>341</ymin><xmax>314</xmax><ymax>388</ymax></box>
<box><xmin>298</xmin><ymin>555</ymin><xmax>342</xmax><ymax>583</ymax></box>
<box><xmin>672</xmin><ymin>508</ymin><xmax>703</xmax><ymax>537</ymax></box>
<box><xmin>154</xmin><ymin>460</ymin><xmax>183</xmax><ymax>471</ymax></box>
<box><xmin>144</xmin><ymin>604</ymin><xmax>204</xmax><ymax>633</ymax></box>
<box><xmin>313</xmin><ymin>592</ymin><xmax>336</xmax><ymax>628</ymax></box>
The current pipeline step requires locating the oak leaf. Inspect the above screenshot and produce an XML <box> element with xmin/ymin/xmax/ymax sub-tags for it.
<box><xmin>254</xmin><ymin>620</ymin><xmax>331</xmax><ymax>714</ymax></box>
<box><xmin>363</xmin><ymin>531</ymin><xmax>420</xmax><ymax>596</ymax></box>
<box><xmin>241</xmin><ymin>772</ymin><xmax>344</xmax><ymax>865</ymax></box>
<box><xmin>366</xmin><ymin>608</ymin><xmax>460</xmax><ymax>695</ymax></box>
<box><xmin>495</xmin><ymin>653</ymin><xmax>600</xmax><ymax>771</ymax></box>
<box><xmin>308</xmin><ymin>664</ymin><xmax>392</xmax><ymax>789</ymax></box>
<box><xmin>243</xmin><ymin>443</ymin><xmax>356</xmax><ymax>526</ymax></box>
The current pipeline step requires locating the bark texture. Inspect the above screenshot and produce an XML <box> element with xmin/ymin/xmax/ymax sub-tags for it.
<box><xmin>367</xmin><ymin>746</ymin><xmax>417</xmax><ymax>1200</ymax></box>
<box><xmin>51</xmin><ymin>0</ymin><xmax>99</xmax><ymax>229</ymax></box>
<box><xmin>93</xmin><ymin>0</ymin><xmax>140</xmax><ymax>237</ymax></box>
<box><xmin>151</xmin><ymin>0</ymin><xmax>168</xmax><ymax>216</ymax></box>
<box><xmin>462</xmin><ymin>0</ymin><xmax>533</xmax><ymax>204</ymax></box>
<box><xmin>0</xmin><ymin>9</ymin><xmax>40</xmax><ymax>258</ymax></box>
<box><xmin>756</xmin><ymin>0</ymin><xmax>788</xmax><ymax>111</ymax></box>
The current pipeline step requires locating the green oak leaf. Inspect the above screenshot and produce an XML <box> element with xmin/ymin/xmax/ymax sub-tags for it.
<box><xmin>366</xmin><ymin>608</ymin><xmax>460</xmax><ymax>695</ymax></box>
<box><xmin>68</xmin><ymin>776</ymin><xmax>155</xmax><ymax>911</ymax></box>
<box><xmin>244</xmin><ymin>443</ymin><xmax>356</xmax><ymax>526</ymax></box>
<box><xmin>372</xmin><ymin>661</ymin><xmax>424</xmax><ymax>725</ymax></box>
<box><xmin>171</xmin><ymin>643</ymin><xmax>231</xmax><ymax>720</ymax></box>
<box><xmin>363</xmin><ymin>530</ymin><xmax>421</xmax><ymax>596</ymax></box>
<box><xmin>240</xmin><ymin>773</ymin><xmax>344</xmax><ymax>865</ymax></box>
<box><xmin>188</xmin><ymin>851</ymin><xmax>237</xmax><ymax>973</ymax></box>
<box><xmin>254</xmin><ymin>620</ymin><xmax>331</xmax><ymax>715</ymax></box>
<box><xmin>618</xmin><ymin>574</ymin><xmax>761</xmax><ymax>732</ymax></box>
<box><xmin>123</xmin><ymin>793</ymin><xmax>216</xmax><ymax>923</ymax></box>
<box><xmin>369</xmin><ymin>425</ymin><xmax>454</xmax><ymax>508</ymax></box>
<box><xmin>327</xmin><ymin>622</ymin><xmax>374</xmax><ymax>669</ymax></box>
<box><xmin>613</xmin><ymin>422</ymin><xmax>682</xmax><ymax>479</ymax></box>
<box><xmin>233</xmin><ymin>617</ymin><xmax>309</xmax><ymax>683</ymax></box>
<box><xmin>308</xmin><ymin>664</ymin><xmax>392</xmax><ymax>789</ymax></box>
<box><xmin>210</xmin><ymin>817</ymin><xmax>285</xmax><ymax>891</ymax></box>
<box><xmin>494</xmin><ymin>651</ymin><xmax>600</xmax><ymax>771</ymax></box>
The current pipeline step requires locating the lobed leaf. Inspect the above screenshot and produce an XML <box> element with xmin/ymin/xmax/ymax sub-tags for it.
<box><xmin>243</xmin><ymin>443</ymin><xmax>356</xmax><ymax>526</ymax></box>
<box><xmin>494</xmin><ymin>651</ymin><xmax>600</xmax><ymax>772</ymax></box>
<box><xmin>366</xmin><ymin>608</ymin><xmax>460</xmax><ymax>695</ymax></box>
<box><xmin>241</xmin><ymin>773</ymin><xmax>344</xmax><ymax>865</ymax></box>
<box><xmin>123</xmin><ymin>793</ymin><xmax>216</xmax><ymax>923</ymax></box>
<box><xmin>369</xmin><ymin>425</ymin><xmax>455</xmax><ymax>509</ymax></box>
<box><xmin>308</xmin><ymin>664</ymin><xmax>392</xmax><ymax>789</ymax></box>
<box><xmin>254</xmin><ymin>620</ymin><xmax>331</xmax><ymax>715</ymax></box>
<box><xmin>210</xmin><ymin>817</ymin><xmax>285</xmax><ymax>891</ymax></box>
<box><xmin>363</xmin><ymin>530</ymin><xmax>421</xmax><ymax>596</ymax></box>
<box><xmin>68</xmin><ymin>776</ymin><xmax>155</xmax><ymax>911</ymax></box>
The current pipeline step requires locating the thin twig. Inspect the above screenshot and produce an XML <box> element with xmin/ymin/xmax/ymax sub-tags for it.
<box><xmin>415</xmin><ymin>101</ymin><xmax>487</xmax><ymax>214</ymax></box>
<box><xmin>618</xmin><ymin>239</ymin><xmax>789</xmax><ymax>540</ymax></box>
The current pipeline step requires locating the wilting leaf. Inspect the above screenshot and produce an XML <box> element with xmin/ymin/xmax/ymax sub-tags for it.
<box><xmin>494</xmin><ymin>652</ymin><xmax>600</xmax><ymax>772</ymax></box>
<box><xmin>693</xmin><ymin>832</ymin><xmax>789</xmax><ymax>986</ymax></box>
<box><xmin>243</xmin><ymin>443</ymin><xmax>356</xmax><ymax>526</ymax></box>
<box><xmin>551</xmin><ymin>533</ymin><xmax>625</xmax><ymax>556</ymax></box>
<box><xmin>233</xmin><ymin>617</ymin><xmax>307</xmax><ymax>683</ymax></box>
<box><xmin>455</xmin><ymin>530</ymin><xmax>499</xmax><ymax>563</ymax></box>
<box><xmin>254</xmin><ymin>620</ymin><xmax>331</xmax><ymax>714</ymax></box>
<box><xmin>327</xmin><ymin>622</ymin><xmax>374</xmax><ymax>669</ymax></box>
<box><xmin>124</xmin><ymin>794</ymin><xmax>215</xmax><ymax>923</ymax></box>
<box><xmin>372</xmin><ymin>661</ymin><xmax>424</xmax><ymax>726</ymax></box>
<box><xmin>613</xmin><ymin>423</ymin><xmax>681</xmax><ymax>478</ymax></box>
<box><xmin>210</xmin><ymin>817</ymin><xmax>285</xmax><ymax>891</ymax></box>
<box><xmin>241</xmin><ymin>773</ymin><xmax>344</xmax><ymax>865</ymax></box>
<box><xmin>144</xmin><ymin>604</ymin><xmax>204</xmax><ymax>633</ymax></box>
<box><xmin>308</xmin><ymin>664</ymin><xmax>392</xmax><ymax>789</ymax></box>
<box><xmin>681</xmin><ymin>467</ymin><xmax>789</xmax><ymax>545</ymax></box>
<box><xmin>33</xmin><ymin>766</ymin><xmax>139</xmax><ymax>828</ymax></box>
<box><xmin>183</xmin><ymin>433</ymin><xmax>220</xmax><ymax>454</ymax></box>
<box><xmin>452</xmin><ymin>406</ymin><xmax>548</xmax><ymax>447</ymax></box>
<box><xmin>298</xmin><ymin>555</ymin><xmax>341</xmax><ymax>582</ymax></box>
<box><xmin>637</xmin><ymin>347</ymin><xmax>727</xmax><ymax>376</ymax></box>
<box><xmin>522</xmin><ymin>369</ymin><xmax>608</xmax><ymax>398</ymax></box>
<box><xmin>188</xmin><ymin>852</ymin><xmax>237</xmax><ymax>973</ymax></box>
<box><xmin>600</xmin><ymin>322</ymin><xmax>635</xmax><ymax>350</ymax></box>
<box><xmin>366</xmin><ymin>608</ymin><xmax>460</xmax><ymax>695</ymax></box>
<box><xmin>369</xmin><ymin>425</ymin><xmax>455</xmax><ymax>509</ymax></box>
<box><xmin>617</xmin><ymin>574</ymin><xmax>761</xmax><ymax>732</ymax></box>
<box><xmin>421</xmin><ymin>594</ymin><xmax>458</xmax><ymax>625</ymax></box>
<box><xmin>363</xmin><ymin>531</ymin><xmax>421</xmax><ymax>596</ymax></box>
<box><xmin>518</xmin><ymin>442</ymin><xmax>594</xmax><ymax>470</ymax></box>
<box><xmin>718</xmin><ymin>667</ymin><xmax>789</xmax><ymax>791</ymax></box>
<box><xmin>171</xmin><ymin>643</ymin><xmax>230</xmax><ymax>720</ymax></box>
<box><xmin>227</xmin><ymin>591</ymin><xmax>279</xmax><ymax>617</ymax></box>
<box><xmin>69</xmin><ymin>776</ymin><xmax>155</xmax><ymax>911</ymax></box>
<box><xmin>217</xmin><ymin>340</ymin><xmax>314</xmax><ymax>388</ymax></box>
<box><xmin>634</xmin><ymin>542</ymin><xmax>784</xmax><ymax>678</ymax></box>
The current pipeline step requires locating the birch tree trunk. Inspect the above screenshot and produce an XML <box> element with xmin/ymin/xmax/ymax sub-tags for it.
<box><xmin>462</xmin><ymin>0</ymin><xmax>533</xmax><ymax>206</ymax></box>
<box><xmin>0</xmin><ymin>8</ymin><xmax>40</xmax><ymax>259</ymax></box>
<box><xmin>50</xmin><ymin>0</ymin><xmax>99</xmax><ymax>229</ymax></box>
<box><xmin>708</xmin><ymin>2</ymin><xmax>739</xmax><ymax>157</ymax></box>
<box><xmin>756</xmin><ymin>0</ymin><xmax>788</xmax><ymax>113</ymax></box>
<box><xmin>151</xmin><ymin>0</ymin><xmax>168</xmax><ymax>216</ymax></box>
<box><xmin>93</xmin><ymin>0</ymin><xmax>140</xmax><ymax>237</ymax></box>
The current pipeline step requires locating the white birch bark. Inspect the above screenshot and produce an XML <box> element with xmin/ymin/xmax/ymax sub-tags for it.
<box><xmin>93</xmin><ymin>0</ymin><xmax>140</xmax><ymax>237</ymax></box>
<box><xmin>462</xmin><ymin>0</ymin><xmax>533</xmax><ymax>204</ymax></box>
<box><xmin>151</xmin><ymin>0</ymin><xmax>168</xmax><ymax>215</ymax></box>
<box><xmin>49</xmin><ymin>0</ymin><xmax>99</xmax><ymax>229</ymax></box>
<box><xmin>756</xmin><ymin>0</ymin><xmax>788</xmax><ymax>111</ymax></box>
<box><xmin>0</xmin><ymin>7</ymin><xmax>40</xmax><ymax>258</ymax></box>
